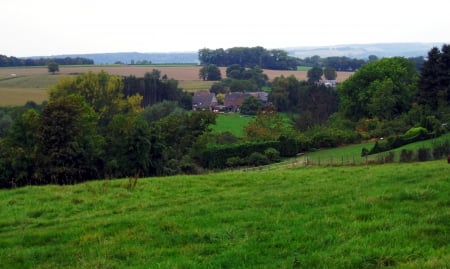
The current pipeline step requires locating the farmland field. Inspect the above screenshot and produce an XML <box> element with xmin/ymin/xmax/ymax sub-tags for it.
<box><xmin>0</xmin><ymin>65</ymin><xmax>353</xmax><ymax>106</ymax></box>
<box><xmin>0</xmin><ymin>161</ymin><xmax>449</xmax><ymax>268</ymax></box>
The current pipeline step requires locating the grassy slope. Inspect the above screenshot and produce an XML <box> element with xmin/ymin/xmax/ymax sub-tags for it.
<box><xmin>303</xmin><ymin>133</ymin><xmax>450</xmax><ymax>165</ymax></box>
<box><xmin>0</xmin><ymin>161</ymin><xmax>449</xmax><ymax>268</ymax></box>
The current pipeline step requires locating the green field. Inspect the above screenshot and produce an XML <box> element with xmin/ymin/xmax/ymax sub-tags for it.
<box><xmin>0</xmin><ymin>160</ymin><xmax>449</xmax><ymax>268</ymax></box>
<box><xmin>210</xmin><ymin>113</ymin><xmax>254</xmax><ymax>137</ymax></box>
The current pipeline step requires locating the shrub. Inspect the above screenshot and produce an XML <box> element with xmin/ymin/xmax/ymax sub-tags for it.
<box><xmin>278</xmin><ymin>135</ymin><xmax>298</xmax><ymax>157</ymax></box>
<box><xmin>264</xmin><ymin>147</ymin><xmax>281</xmax><ymax>162</ymax></box>
<box><xmin>247</xmin><ymin>152</ymin><xmax>270</xmax><ymax>166</ymax></box>
<box><xmin>400</xmin><ymin>149</ymin><xmax>414</xmax><ymax>162</ymax></box>
<box><xmin>432</xmin><ymin>139</ymin><xmax>450</xmax><ymax>159</ymax></box>
<box><xmin>226</xmin><ymin>157</ymin><xmax>243</xmax><ymax>167</ymax></box>
<box><xmin>417</xmin><ymin>147</ymin><xmax>432</xmax><ymax>162</ymax></box>
<box><xmin>383</xmin><ymin>152</ymin><xmax>395</xmax><ymax>163</ymax></box>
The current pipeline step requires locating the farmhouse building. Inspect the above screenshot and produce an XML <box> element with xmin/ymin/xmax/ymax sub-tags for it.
<box><xmin>223</xmin><ymin>91</ymin><xmax>269</xmax><ymax>112</ymax></box>
<box><xmin>192</xmin><ymin>91</ymin><xmax>217</xmax><ymax>111</ymax></box>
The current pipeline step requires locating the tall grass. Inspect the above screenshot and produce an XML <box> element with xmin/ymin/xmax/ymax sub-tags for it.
<box><xmin>0</xmin><ymin>161</ymin><xmax>449</xmax><ymax>268</ymax></box>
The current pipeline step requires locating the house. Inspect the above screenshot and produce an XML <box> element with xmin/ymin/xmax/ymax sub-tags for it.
<box><xmin>321</xmin><ymin>79</ymin><xmax>337</xmax><ymax>88</ymax></box>
<box><xmin>224</xmin><ymin>92</ymin><xmax>246</xmax><ymax>112</ymax></box>
<box><xmin>192</xmin><ymin>91</ymin><xmax>217</xmax><ymax>111</ymax></box>
<box><xmin>223</xmin><ymin>91</ymin><xmax>269</xmax><ymax>112</ymax></box>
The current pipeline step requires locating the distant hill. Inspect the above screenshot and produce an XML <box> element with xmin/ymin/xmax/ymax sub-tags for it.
<box><xmin>30</xmin><ymin>43</ymin><xmax>445</xmax><ymax>64</ymax></box>
<box><xmin>34</xmin><ymin>52</ymin><xmax>199</xmax><ymax>65</ymax></box>
<box><xmin>285</xmin><ymin>42</ymin><xmax>444</xmax><ymax>59</ymax></box>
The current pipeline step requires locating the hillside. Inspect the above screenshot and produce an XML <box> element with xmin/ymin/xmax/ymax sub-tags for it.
<box><xmin>286</xmin><ymin>42</ymin><xmax>444</xmax><ymax>59</ymax></box>
<box><xmin>1</xmin><ymin>161</ymin><xmax>449</xmax><ymax>268</ymax></box>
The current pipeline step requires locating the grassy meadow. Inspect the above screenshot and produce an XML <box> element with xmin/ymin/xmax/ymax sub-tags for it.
<box><xmin>0</xmin><ymin>161</ymin><xmax>449</xmax><ymax>268</ymax></box>
<box><xmin>210</xmin><ymin>113</ymin><xmax>254</xmax><ymax>137</ymax></box>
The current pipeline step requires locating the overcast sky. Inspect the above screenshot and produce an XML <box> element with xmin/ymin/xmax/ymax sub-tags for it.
<box><xmin>2</xmin><ymin>0</ymin><xmax>449</xmax><ymax>57</ymax></box>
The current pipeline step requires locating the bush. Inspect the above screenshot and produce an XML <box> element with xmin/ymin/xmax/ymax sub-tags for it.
<box><xmin>400</xmin><ymin>149</ymin><xmax>414</xmax><ymax>162</ymax></box>
<box><xmin>432</xmin><ymin>139</ymin><xmax>450</xmax><ymax>159</ymax></box>
<box><xmin>226</xmin><ymin>157</ymin><xmax>243</xmax><ymax>167</ymax></box>
<box><xmin>383</xmin><ymin>152</ymin><xmax>395</xmax><ymax>163</ymax></box>
<box><xmin>264</xmin><ymin>147</ymin><xmax>281</xmax><ymax>162</ymax></box>
<box><xmin>278</xmin><ymin>135</ymin><xmax>298</xmax><ymax>157</ymax></box>
<box><xmin>417</xmin><ymin>147</ymin><xmax>432</xmax><ymax>162</ymax></box>
<box><xmin>247</xmin><ymin>152</ymin><xmax>270</xmax><ymax>166</ymax></box>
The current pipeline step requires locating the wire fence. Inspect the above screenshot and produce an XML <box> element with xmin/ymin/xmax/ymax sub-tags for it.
<box><xmin>241</xmin><ymin>151</ymin><xmax>450</xmax><ymax>172</ymax></box>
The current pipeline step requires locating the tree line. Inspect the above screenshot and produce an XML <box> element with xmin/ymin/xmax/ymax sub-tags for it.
<box><xmin>198</xmin><ymin>47</ymin><xmax>425</xmax><ymax>72</ymax></box>
<box><xmin>0</xmin><ymin>54</ymin><xmax>94</xmax><ymax>67</ymax></box>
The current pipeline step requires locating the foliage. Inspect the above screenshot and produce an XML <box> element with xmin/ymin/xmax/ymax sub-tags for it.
<box><xmin>323</xmin><ymin>66</ymin><xmax>337</xmax><ymax>80</ymax></box>
<box><xmin>368</xmin><ymin>127</ymin><xmax>434</xmax><ymax>155</ymax></box>
<box><xmin>47</xmin><ymin>61</ymin><xmax>59</xmax><ymax>74</ymax></box>
<box><xmin>38</xmin><ymin>95</ymin><xmax>104</xmax><ymax>184</ymax></box>
<box><xmin>338</xmin><ymin>57</ymin><xmax>419</xmax><ymax>121</ymax></box>
<box><xmin>0</xmin><ymin>54</ymin><xmax>93</xmax><ymax>67</ymax></box>
<box><xmin>418</xmin><ymin>44</ymin><xmax>450</xmax><ymax>114</ymax></box>
<box><xmin>49</xmin><ymin>71</ymin><xmax>142</xmax><ymax>129</ymax></box>
<box><xmin>199</xmin><ymin>64</ymin><xmax>222</xmax><ymax>81</ymax></box>
<box><xmin>244</xmin><ymin>111</ymin><xmax>284</xmax><ymax>141</ymax></box>
<box><xmin>199</xmin><ymin>46</ymin><xmax>299</xmax><ymax>70</ymax></box>
<box><xmin>306</xmin><ymin>66</ymin><xmax>323</xmax><ymax>83</ymax></box>
<box><xmin>200</xmin><ymin>141</ymin><xmax>279</xmax><ymax>169</ymax></box>
<box><xmin>123</xmin><ymin>70</ymin><xmax>191</xmax><ymax>108</ymax></box>
<box><xmin>240</xmin><ymin>96</ymin><xmax>262</xmax><ymax>115</ymax></box>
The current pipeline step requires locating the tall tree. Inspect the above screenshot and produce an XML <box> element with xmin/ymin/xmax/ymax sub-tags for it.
<box><xmin>323</xmin><ymin>66</ymin><xmax>337</xmax><ymax>80</ymax></box>
<box><xmin>307</xmin><ymin>66</ymin><xmax>323</xmax><ymax>83</ymax></box>
<box><xmin>38</xmin><ymin>95</ymin><xmax>103</xmax><ymax>184</ymax></box>
<box><xmin>49</xmin><ymin>71</ymin><xmax>142</xmax><ymax>129</ymax></box>
<box><xmin>47</xmin><ymin>61</ymin><xmax>59</xmax><ymax>74</ymax></box>
<box><xmin>418</xmin><ymin>44</ymin><xmax>450</xmax><ymax>114</ymax></box>
<box><xmin>339</xmin><ymin>57</ymin><xmax>418</xmax><ymax>121</ymax></box>
<box><xmin>199</xmin><ymin>64</ymin><xmax>222</xmax><ymax>81</ymax></box>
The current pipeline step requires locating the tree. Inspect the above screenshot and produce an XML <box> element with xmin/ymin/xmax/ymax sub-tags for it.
<box><xmin>323</xmin><ymin>66</ymin><xmax>337</xmax><ymax>80</ymax></box>
<box><xmin>418</xmin><ymin>44</ymin><xmax>450</xmax><ymax>114</ymax></box>
<box><xmin>339</xmin><ymin>57</ymin><xmax>418</xmax><ymax>121</ymax></box>
<box><xmin>38</xmin><ymin>95</ymin><xmax>104</xmax><ymax>184</ymax></box>
<box><xmin>47</xmin><ymin>61</ymin><xmax>59</xmax><ymax>74</ymax></box>
<box><xmin>49</xmin><ymin>71</ymin><xmax>142</xmax><ymax>129</ymax></box>
<box><xmin>240</xmin><ymin>96</ymin><xmax>262</xmax><ymax>115</ymax></box>
<box><xmin>244</xmin><ymin>110</ymin><xmax>284</xmax><ymax>141</ymax></box>
<box><xmin>105</xmin><ymin>114</ymin><xmax>151</xmax><ymax>178</ymax></box>
<box><xmin>307</xmin><ymin>66</ymin><xmax>323</xmax><ymax>83</ymax></box>
<box><xmin>199</xmin><ymin>64</ymin><xmax>221</xmax><ymax>81</ymax></box>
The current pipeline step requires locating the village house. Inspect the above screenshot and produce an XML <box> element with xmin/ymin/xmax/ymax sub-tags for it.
<box><xmin>192</xmin><ymin>91</ymin><xmax>217</xmax><ymax>111</ymax></box>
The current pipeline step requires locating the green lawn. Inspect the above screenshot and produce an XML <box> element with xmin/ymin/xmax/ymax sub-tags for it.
<box><xmin>0</xmin><ymin>161</ymin><xmax>449</xmax><ymax>268</ymax></box>
<box><xmin>210</xmin><ymin>113</ymin><xmax>254</xmax><ymax>137</ymax></box>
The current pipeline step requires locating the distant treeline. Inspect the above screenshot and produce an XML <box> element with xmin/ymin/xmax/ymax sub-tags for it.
<box><xmin>199</xmin><ymin>47</ymin><xmax>300</xmax><ymax>70</ymax></box>
<box><xmin>0</xmin><ymin>54</ymin><xmax>94</xmax><ymax>67</ymax></box>
<box><xmin>199</xmin><ymin>46</ymin><xmax>425</xmax><ymax>71</ymax></box>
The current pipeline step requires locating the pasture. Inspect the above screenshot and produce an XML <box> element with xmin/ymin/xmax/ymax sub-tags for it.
<box><xmin>0</xmin><ymin>65</ymin><xmax>353</xmax><ymax>106</ymax></box>
<box><xmin>0</xmin><ymin>160</ymin><xmax>449</xmax><ymax>268</ymax></box>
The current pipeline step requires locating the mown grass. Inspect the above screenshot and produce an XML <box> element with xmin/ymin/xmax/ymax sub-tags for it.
<box><xmin>0</xmin><ymin>161</ymin><xmax>449</xmax><ymax>268</ymax></box>
<box><xmin>210</xmin><ymin>113</ymin><xmax>254</xmax><ymax>137</ymax></box>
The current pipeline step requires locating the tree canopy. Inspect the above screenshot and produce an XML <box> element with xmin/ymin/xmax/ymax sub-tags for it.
<box><xmin>338</xmin><ymin>57</ymin><xmax>419</xmax><ymax>121</ymax></box>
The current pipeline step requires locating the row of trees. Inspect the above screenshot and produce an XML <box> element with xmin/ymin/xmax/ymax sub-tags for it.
<box><xmin>198</xmin><ymin>47</ymin><xmax>299</xmax><ymax>70</ymax></box>
<box><xmin>0</xmin><ymin>55</ymin><xmax>94</xmax><ymax>67</ymax></box>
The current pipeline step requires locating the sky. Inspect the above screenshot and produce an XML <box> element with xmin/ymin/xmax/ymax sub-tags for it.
<box><xmin>2</xmin><ymin>0</ymin><xmax>449</xmax><ymax>57</ymax></box>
